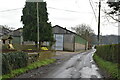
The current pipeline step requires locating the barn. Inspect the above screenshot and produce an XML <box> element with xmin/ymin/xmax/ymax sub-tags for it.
<box><xmin>52</xmin><ymin>25</ymin><xmax>88</xmax><ymax>52</ymax></box>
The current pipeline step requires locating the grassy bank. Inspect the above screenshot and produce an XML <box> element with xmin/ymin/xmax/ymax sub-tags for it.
<box><xmin>94</xmin><ymin>54</ymin><xmax>120</xmax><ymax>80</ymax></box>
<box><xmin>1</xmin><ymin>59</ymin><xmax>56</xmax><ymax>80</ymax></box>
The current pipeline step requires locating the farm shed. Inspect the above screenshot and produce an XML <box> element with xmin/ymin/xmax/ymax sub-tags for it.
<box><xmin>8</xmin><ymin>28</ymin><xmax>23</xmax><ymax>45</ymax></box>
<box><xmin>52</xmin><ymin>25</ymin><xmax>88</xmax><ymax>51</ymax></box>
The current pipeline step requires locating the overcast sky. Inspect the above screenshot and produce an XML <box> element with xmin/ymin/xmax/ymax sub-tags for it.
<box><xmin>0</xmin><ymin>0</ymin><xmax>118</xmax><ymax>35</ymax></box>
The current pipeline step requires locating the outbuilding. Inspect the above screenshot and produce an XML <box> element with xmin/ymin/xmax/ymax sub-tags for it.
<box><xmin>52</xmin><ymin>25</ymin><xmax>88</xmax><ymax>52</ymax></box>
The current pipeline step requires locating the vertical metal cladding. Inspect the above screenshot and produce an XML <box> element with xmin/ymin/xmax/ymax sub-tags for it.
<box><xmin>63</xmin><ymin>34</ymin><xmax>74</xmax><ymax>51</ymax></box>
<box><xmin>74</xmin><ymin>35</ymin><xmax>87</xmax><ymax>51</ymax></box>
<box><xmin>52</xmin><ymin>25</ymin><xmax>88</xmax><ymax>51</ymax></box>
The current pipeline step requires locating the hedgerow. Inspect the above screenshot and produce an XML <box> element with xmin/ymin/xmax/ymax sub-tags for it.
<box><xmin>95</xmin><ymin>44</ymin><xmax>119</xmax><ymax>64</ymax></box>
<box><xmin>2</xmin><ymin>52</ymin><xmax>28</xmax><ymax>75</ymax></box>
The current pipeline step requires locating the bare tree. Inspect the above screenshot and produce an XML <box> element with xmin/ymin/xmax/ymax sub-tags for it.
<box><xmin>71</xmin><ymin>24</ymin><xmax>94</xmax><ymax>40</ymax></box>
<box><xmin>0</xmin><ymin>25</ymin><xmax>15</xmax><ymax>31</ymax></box>
<box><xmin>71</xmin><ymin>24</ymin><xmax>95</xmax><ymax>48</ymax></box>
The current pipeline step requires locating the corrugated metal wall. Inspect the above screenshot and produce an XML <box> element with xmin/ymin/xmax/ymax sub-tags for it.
<box><xmin>53</xmin><ymin>34</ymin><xmax>87</xmax><ymax>51</ymax></box>
<box><xmin>74</xmin><ymin>35</ymin><xmax>87</xmax><ymax>51</ymax></box>
<box><xmin>52</xmin><ymin>26</ymin><xmax>88</xmax><ymax>51</ymax></box>
<box><xmin>63</xmin><ymin>34</ymin><xmax>74</xmax><ymax>51</ymax></box>
<box><xmin>12</xmin><ymin>36</ymin><xmax>21</xmax><ymax>44</ymax></box>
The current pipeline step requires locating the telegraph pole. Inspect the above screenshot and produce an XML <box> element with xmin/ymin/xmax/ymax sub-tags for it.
<box><xmin>26</xmin><ymin>0</ymin><xmax>43</xmax><ymax>50</ymax></box>
<box><xmin>98</xmin><ymin>0</ymin><xmax>101</xmax><ymax>45</ymax></box>
<box><xmin>37</xmin><ymin>2</ymin><xmax>40</xmax><ymax>50</ymax></box>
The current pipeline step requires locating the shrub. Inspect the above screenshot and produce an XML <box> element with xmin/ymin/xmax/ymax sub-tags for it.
<box><xmin>2</xmin><ymin>59</ymin><xmax>56</xmax><ymax>79</ymax></box>
<box><xmin>2</xmin><ymin>52</ymin><xmax>28</xmax><ymax>75</ymax></box>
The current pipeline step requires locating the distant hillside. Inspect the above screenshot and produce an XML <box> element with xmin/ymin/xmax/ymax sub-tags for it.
<box><xmin>92</xmin><ymin>35</ymin><xmax>120</xmax><ymax>45</ymax></box>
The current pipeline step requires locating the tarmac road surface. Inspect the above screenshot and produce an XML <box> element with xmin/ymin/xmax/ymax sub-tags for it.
<box><xmin>43</xmin><ymin>49</ymin><xmax>102</xmax><ymax>78</ymax></box>
<box><xmin>16</xmin><ymin>49</ymin><xmax>102</xmax><ymax>79</ymax></box>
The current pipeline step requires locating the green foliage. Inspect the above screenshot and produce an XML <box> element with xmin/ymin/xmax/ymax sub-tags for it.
<box><xmin>107</xmin><ymin>1</ymin><xmax>120</xmax><ymax>22</ymax></box>
<box><xmin>21</xmin><ymin>2</ymin><xmax>54</xmax><ymax>43</ymax></box>
<box><xmin>2</xmin><ymin>52</ymin><xmax>28</xmax><ymax>75</ymax></box>
<box><xmin>94</xmin><ymin>54</ymin><xmax>120</xmax><ymax>79</ymax></box>
<box><xmin>1</xmin><ymin>59</ymin><xmax>56</xmax><ymax>79</ymax></box>
<box><xmin>96</xmin><ymin>44</ymin><xmax>119</xmax><ymax>63</ymax></box>
<box><xmin>107</xmin><ymin>1</ymin><xmax>120</xmax><ymax>14</ymax></box>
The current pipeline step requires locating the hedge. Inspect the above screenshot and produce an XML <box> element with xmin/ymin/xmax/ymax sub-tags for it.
<box><xmin>96</xmin><ymin>44</ymin><xmax>119</xmax><ymax>64</ymax></box>
<box><xmin>2</xmin><ymin>52</ymin><xmax>28</xmax><ymax>75</ymax></box>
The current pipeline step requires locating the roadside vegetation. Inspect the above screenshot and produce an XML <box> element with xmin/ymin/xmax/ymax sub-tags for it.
<box><xmin>1</xmin><ymin>59</ymin><xmax>56</xmax><ymax>80</ymax></box>
<box><xmin>95</xmin><ymin>44</ymin><xmax>119</xmax><ymax>63</ymax></box>
<box><xmin>94</xmin><ymin>44</ymin><xmax>120</xmax><ymax>79</ymax></box>
<box><xmin>1</xmin><ymin>45</ymin><xmax>56</xmax><ymax>79</ymax></box>
<box><xmin>94</xmin><ymin>54</ymin><xmax>119</xmax><ymax>79</ymax></box>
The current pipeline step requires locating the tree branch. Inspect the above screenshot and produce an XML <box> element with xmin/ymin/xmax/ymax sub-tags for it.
<box><xmin>103</xmin><ymin>10</ymin><xmax>120</xmax><ymax>22</ymax></box>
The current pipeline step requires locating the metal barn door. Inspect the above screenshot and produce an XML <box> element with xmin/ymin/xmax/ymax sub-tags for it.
<box><xmin>55</xmin><ymin>34</ymin><xmax>63</xmax><ymax>50</ymax></box>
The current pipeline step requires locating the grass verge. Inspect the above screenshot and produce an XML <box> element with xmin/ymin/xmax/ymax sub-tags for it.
<box><xmin>1</xmin><ymin>59</ymin><xmax>56</xmax><ymax>80</ymax></box>
<box><xmin>93</xmin><ymin>54</ymin><xmax>120</xmax><ymax>80</ymax></box>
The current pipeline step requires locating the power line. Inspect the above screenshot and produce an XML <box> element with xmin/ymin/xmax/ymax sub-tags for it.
<box><xmin>48</xmin><ymin>7</ymin><xmax>92</xmax><ymax>13</ymax></box>
<box><xmin>90</xmin><ymin>0</ymin><xmax>96</xmax><ymax>9</ymax></box>
<box><xmin>48</xmin><ymin>7</ymin><xmax>80</xmax><ymax>13</ymax></box>
<box><xmin>75</xmin><ymin>0</ymin><xmax>94</xmax><ymax>14</ymax></box>
<box><xmin>90</xmin><ymin>15</ymin><xmax>95</xmax><ymax>25</ymax></box>
<box><xmin>0</xmin><ymin>6</ymin><xmax>93</xmax><ymax>14</ymax></box>
<box><xmin>0</xmin><ymin>8</ymin><xmax>23</xmax><ymax>12</ymax></box>
<box><xmin>89</xmin><ymin>0</ymin><xmax>98</xmax><ymax>22</ymax></box>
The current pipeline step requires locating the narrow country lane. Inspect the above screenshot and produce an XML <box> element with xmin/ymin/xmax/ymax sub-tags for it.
<box><xmin>43</xmin><ymin>49</ymin><xmax>102</xmax><ymax>78</ymax></box>
<box><xmin>16</xmin><ymin>49</ymin><xmax>102</xmax><ymax>79</ymax></box>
